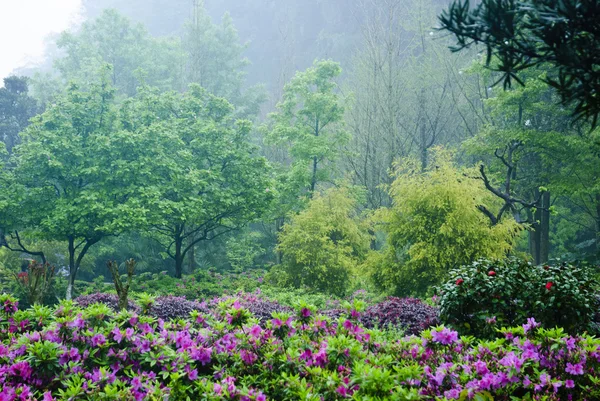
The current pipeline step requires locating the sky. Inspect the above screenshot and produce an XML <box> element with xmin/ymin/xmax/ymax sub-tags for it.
<box><xmin>0</xmin><ymin>0</ymin><xmax>82</xmax><ymax>80</ymax></box>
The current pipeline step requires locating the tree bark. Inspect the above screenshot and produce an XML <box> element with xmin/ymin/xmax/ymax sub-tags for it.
<box><xmin>596</xmin><ymin>194</ymin><xmax>600</xmax><ymax>254</ymax></box>
<box><xmin>310</xmin><ymin>156</ymin><xmax>318</xmax><ymax>196</ymax></box>
<box><xmin>187</xmin><ymin>233</ymin><xmax>196</xmax><ymax>274</ymax></box>
<box><xmin>539</xmin><ymin>191</ymin><xmax>551</xmax><ymax>263</ymax></box>
<box><xmin>175</xmin><ymin>236</ymin><xmax>184</xmax><ymax>278</ymax></box>
<box><xmin>66</xmin><ymin>237</ymin><xmax>76</xmax><ymax>301</ymax></box>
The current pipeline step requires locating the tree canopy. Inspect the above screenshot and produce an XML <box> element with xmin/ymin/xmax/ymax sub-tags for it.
<box><xmin>439</xmin><ymin>0</ymin><xmax>600</xmax><ymax>125</ymax></box>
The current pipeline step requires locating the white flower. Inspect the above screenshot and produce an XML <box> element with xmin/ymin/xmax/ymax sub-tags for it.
<box><xmin>525</xmin><ymin>119</ymin><xmax>531</xmax><ymax>127</ymax></box>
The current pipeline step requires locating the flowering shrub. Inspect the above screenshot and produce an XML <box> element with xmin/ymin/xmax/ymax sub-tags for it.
<box><xmin>1</xmin><ymin>293</ymin><xmax>600</xmax><ymax>400</ymax></box>
<box><xmin>209</xmin><ymin>291</ymin><xmax>291</xmax><ymax>324</ymax></box>
<box><xmin>2</xmin><ymin>294</ymin><xmax>600</xmax><ymax>400</ymax></box>
<box><xmin>438</xmin><ymin>258</ymin><xmax>598</xmax><ymax>337</ymax></box>
<box><xmin>360</xmin><ymin>296</ymin><xmax>440</xmax><ymax>335</ymax></box>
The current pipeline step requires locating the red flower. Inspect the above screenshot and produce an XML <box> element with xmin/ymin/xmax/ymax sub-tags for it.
<box><xmin>456</xmin><ymin>279</ymin><xmax>464</xmax><ymax>286</ymax></box>
<box><xmin>545</xmin><ymin>282</ymin><xmax>553</xmax><ymax>290</ymax></box>
<box><xmin>488</xmin><ymin>271</ymin><xmax>496</xmax><ymax>276</ymax></box>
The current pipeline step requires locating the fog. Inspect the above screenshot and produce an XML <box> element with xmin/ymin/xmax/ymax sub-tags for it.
<box><xmin>0</xmin><ymin>0</ymin><xmax>81</xmax><ymax>79</ymax></box>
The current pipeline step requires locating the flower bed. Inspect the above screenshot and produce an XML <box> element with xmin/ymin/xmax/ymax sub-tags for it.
<box><xmin>1</xmin><ymin>293</ymin><xmax>600</xmax><ymax>400</ymax></box>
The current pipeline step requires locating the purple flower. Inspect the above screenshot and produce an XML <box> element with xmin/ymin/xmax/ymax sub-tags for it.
<box><xmin>523</xmin><ymin>317</ymin><xmax>540</xmax><ymax>334</ymax></box>
<box><xmin>566</xmin><ymin>362</ymin><xmax>584</xmax><ymax>375</ymax></box>
<box><xmin>431</xmin><ymin>328</ymin><xmax>459</xmax><ymax>345</ymax></box>
<box><xmin>91</xmin><ymin>333</ymin><xmax>106</xmax><ymax>347</ymax></box>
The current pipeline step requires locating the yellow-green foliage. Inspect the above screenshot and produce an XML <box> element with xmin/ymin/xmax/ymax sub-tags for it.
<box><xmin>369</xmin><ymin>149</ymin><xmax>520</xmax><ymax>295</ymax></box>
<box><xmin>274</xmin><ymin>187</ymin><xmax>372</xmax><ymax>296</ymax></box>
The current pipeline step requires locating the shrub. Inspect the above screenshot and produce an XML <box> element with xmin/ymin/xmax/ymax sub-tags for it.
<box><xmin>368</xmin><ymin>149</ymin><xmax>520</xmax><ymax>296</ymax></box>
<box><xmin>149</xmin><ymin>296</ymin><xmax>210</xmax><ymax>320</ymax></box>
<box><xmin>2</xmin><ymin>295</ymin><xmax>600</xmax><ymax>400</ymax></box>
<box><xmin>209</xmin><ymin>291</ymin><xmax>291</xmax><ymax>324</ymax></box>
<box><xmin>438</xmin><ymin>257</ymin><xmax>599</xmax><ymax>336</ymax></box>
<box><xmin>123</xmin><ymin>269</ymin><xmax>265</xmax><ymax>299</ymax></box>
<box><xmin>360</xmin><ymin>297</ymin><xmax>440</xmax><ymax>335</ymax></box>
<box><xmin>74</xmin><ymin>293</ymin><xmax>141</xmax><ymax>313</ymax></box>
<box><xmin>275</xmin><ymin>187</ymin><xmax>372</xmax><ymax>296</ymax></box>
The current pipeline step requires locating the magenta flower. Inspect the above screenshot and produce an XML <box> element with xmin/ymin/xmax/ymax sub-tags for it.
<box><xmin>91</xmin><ymin>333</ymin><xmax>106</xmax><ymax>347</ymax></box>
<box><xmin>565</xmin><ymin>362</ymin><xmax>584</xmax><ymax>375</ymax></box>
<box><xmin>431</xmin><ymin>328</ymin><xmax>459</xmax><ymax>345</ymax></box>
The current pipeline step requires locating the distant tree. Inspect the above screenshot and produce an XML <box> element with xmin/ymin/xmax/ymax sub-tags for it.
<box><xmin>55</xmin><ymin>9</ymin><xmax>183</xmax><ymax>96</ymax></box>
<box><xmin>345</xmin><ymin>0</ymin><xmax>475</xmax><ymax>209</ymax></box>
<box><xmin>126</xmin><ymin>85</ymin><xmax>274</xmax><ymax>278</ymax></box>
<box><xmin>266</xmin><ymin>60</ymin><xmax>348</xmax><ymax>201</ymax></box>
<box><xmin>183</xmin><ymin>2</ymin><xmax>266</xmax><ymax>118</ymax></box>
<box><xmin>6</xmin><ymin>73</ymin><xmax>155</xmax><ymax>299</ymax></box>
<box><xmin>0</xmin><ymin>76</ymin><xmax>38</xmax><ymax>154</ymax></box>
<box><xmin>273</xmin><ymin>186</ymin><xmax>371</xmax><ymax>296</ymax></box>
<box><xmin>439</xmin><ymin>0</ymin><xmax>600</xmax><ymax>126</ymax></box>
<box><xmin>368</xmin><ymin>149</ymin><xmax>520</xmax><ymax>295</ymax></box>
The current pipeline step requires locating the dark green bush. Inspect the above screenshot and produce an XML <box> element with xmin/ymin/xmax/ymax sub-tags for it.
<box><xmin>438</xmin><ymin>257</ymin><xmax>598</xmax><ymax>336</ymax></box>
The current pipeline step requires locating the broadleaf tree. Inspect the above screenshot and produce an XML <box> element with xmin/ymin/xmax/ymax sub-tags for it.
<box><xmin>266</xmin><ymin>59</ymin><xmax>348</xmax><ymax>212</ymax></box>
<box><xmin>6</xmin><ymin>73</ymin><xmax>157</xmax><ymax>299</ymax></box>
<box><xmin>126</xmin><ymin>85</ymin><xmax>275</xmax><ymax>278</ymax></box>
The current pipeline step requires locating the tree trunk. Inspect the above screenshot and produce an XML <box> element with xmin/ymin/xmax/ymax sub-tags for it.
<box><xmin>66</xmin><ymin>237</ymin><xmax>76</xmax><ymax>300</ymax></box>
<box><xmin>539</xmin><ymin>191</ymin><xmax>551</xmax><ymax>263</ymax></box>
<box><xmin>528</xmin><ymin>202</ymin><xmax>541</xmax><ymax>265</ymax></box>
<box><xmin>187</xmin><ymin>234</ymin><xmax>196</xmax><ymax>274</ymax></box>
<box><xmin>528</xmin><ymin>189</ymin><xmax>550</xmax><ymax>265</ymax></box>
<box><xmin>595</xmin><ymin>194</ymin><xmax>600</xmax><ymax>254</ymax></box>
<box><xmin>275</xmin><ymin>217</ymin><xmax>285</xmax><ymax>264</ymax></box>
<box><xmin>310</xmin><ymin>156</ymin><xmax>318</xmax><ymax>196</ymax></box>
<box><xmin>174</xmin><ymin>236</ymin><xmax>184</xmax><ymax>278</ymax></box>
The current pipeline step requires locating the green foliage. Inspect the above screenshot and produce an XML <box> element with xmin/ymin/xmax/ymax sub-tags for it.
<box><xmin>55</xmin><ymin>9</ymin><xmax>183</xmax><ymax>95</ymax></box>
<box><xmin>266</xmin><ymin>60</ymin><xmax>348</xmax><ymax>210</ymax></box>
<box><xmin>0</xmin><ymin>76</ymin><xmax>38</xmax><ymax>154</ymax></box>
<box><xmin>183</xmin><ymin>6</ymin><xmax>266</xmax><ymax>117</ymax></box>
<box><xmin>463</xmin><ymin>64</ymin><xmax>600</xmax><ymax>260</ymax></box>
<box><xmin>84</xmin><ymin>269</ymin><xmax>266</xmax><ymax>300</ymax></box>
<box><xmin>5</xmin><ymin>74</ymin><xmax>155</xmax><ymax>298</ymax></box>
<box><xmin>9</xmin><ymin>261</ymin><xmax>56</xmax><ymax>307</ymax></box>
<box><xmin>225</xmin><ymin>231</ymin><xmax>266</xmax><ymax>272</ymax></box>
<box><xmin>368</xmin><ymin>149</ymin><xmax>520</xmax><ymax>296</ymax></box>
<box><xmin>274</xmin><ymin>186</ymin><xmax>372</xmax><ymax>296</ymax></box>
<box><xmin>125</xmin><ymin>85</ymin><xmax>274</xmax><ymax>277</ymax></box>
<box><xmin>438</xmin><ymin>257</ymin><xmax>599</xmax><ymax>337</ymax></box>
<box><xmin>440</xmin><ymin>0</ymin><xmax>600</xmax><ymax>125</ymax></box>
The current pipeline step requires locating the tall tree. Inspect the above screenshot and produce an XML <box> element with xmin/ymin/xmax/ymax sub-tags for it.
<box><xmin>266</xmin><ymin>60</ymin><xmax>348</xmax><ymax>203</ymax></box>
<box><xmin>183</xmin><ymin>1</ymin><xmax>266</xmax><ymax>118</ymax></box>
<box><xmin>440</xmin><ymin>0</ymin><xmax>600</xmax><ymax>126</ymax></box>
<box><xmin>0</xmin><ymin>77</ymin><xmax>38</xmax><ymax>155</ymax></box>
<box><xmin>125</xmin><ymin>85</ymin><xmax>274</xmax><ymax>278</ymax></box>
<box><xmin>344</xmin><ymin>0</ymin><xmax>476</xmax><ymax>209</ymax></box>
<box><xmin>465</xmin><ymin>65</ymin><xmax>600</xmax><ymax>261</ymax></box>
<box><xmin>6</xmin><ymin>73</ymin><xmax>155</xmax><ymax>299</ymax></box>
<box><xmin>55</xmin><ymin>9</ymin><xmax>183</xmax><ymax>96</ymax></box>
<box><xmin>368</xmin><ymin>149</ymin><xmax>520</xmax><ymax>295</ymax></box>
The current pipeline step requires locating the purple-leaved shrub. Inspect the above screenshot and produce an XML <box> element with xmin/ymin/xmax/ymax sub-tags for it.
<box><xmin>149</xmin><ymin>296</ymin><xmax>210</xmax><ymax>320</ymax></box>
<box><xmin>360</xmin><ymin>296</ymin><xmax>439</xmax><ymax>335</ymax></box>
<box><xmin>74</xmin><ymin>293</ymin><xmax>141</xmax><ymax>313</ymax></box>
